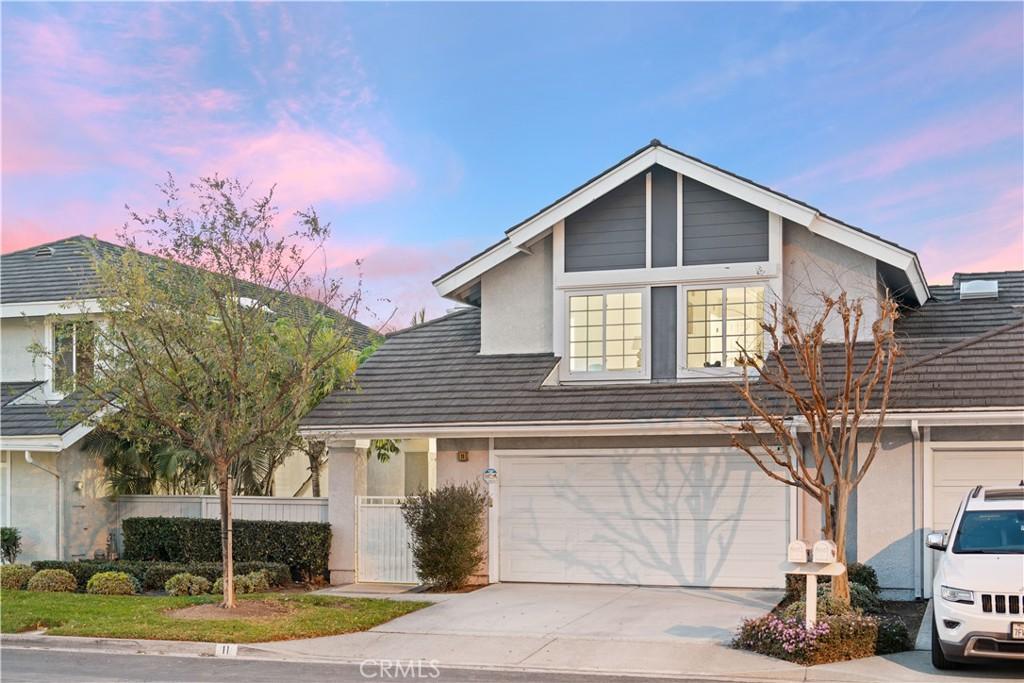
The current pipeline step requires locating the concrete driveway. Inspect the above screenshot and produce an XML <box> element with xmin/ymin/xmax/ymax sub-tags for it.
<box><xmin>372</xmin><ymin>582</ymin><xmax>782</xmax><ymax>643</ymax></box>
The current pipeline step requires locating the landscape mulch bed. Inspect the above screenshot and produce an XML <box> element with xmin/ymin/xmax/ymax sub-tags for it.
<box><xmin>168</xmin><ymin>600</ymin><xmax>296</xmax><ymax>621</ymax></box>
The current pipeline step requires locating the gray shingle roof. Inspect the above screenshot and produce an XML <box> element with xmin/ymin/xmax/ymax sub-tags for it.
<box><xmin>1</xmin><ymin>235</ymin><xmax>377</xmax><ymax>347</ymax></box>
<box><xmin>0</xmin><ymin>392</ymin><xmax>88</xmax><ymax>436</ymax></box>
<box><xmin>0</xmin><ymin>381</ymin><xmax>42</xmax><ymax>407</ymax></box>
<box><xmin>898</xmin><ymin>270</ymin><xmax>1024</xmax><ymax>339</ymax></box>
<box><xmin>303</xmin><ymin>307</ymin><xmax>1024</xmax><ymax>430</ymax></box>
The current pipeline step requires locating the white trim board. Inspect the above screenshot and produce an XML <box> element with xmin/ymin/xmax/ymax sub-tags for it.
<box><xmin>1</xmin><ymin>299</ymin><xmax>103</xmax><ymax>319</ymax></box>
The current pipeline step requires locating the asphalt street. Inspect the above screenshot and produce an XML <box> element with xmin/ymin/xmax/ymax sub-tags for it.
<box><xmin>0</xmin><ymin>647</ymin><xmax>720</xmax><ymax>683</ymax></box>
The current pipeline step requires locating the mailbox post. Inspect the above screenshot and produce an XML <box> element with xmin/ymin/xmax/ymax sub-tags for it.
<box><xmin>783</xmin><ymin>540</ymin><xmax>845</xmax><ymax>627</ymax></box>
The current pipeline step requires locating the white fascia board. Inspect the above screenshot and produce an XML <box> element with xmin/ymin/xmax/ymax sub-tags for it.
<box><xmin>434</xmin><ymin>240</ymin><xmax>517</xmax><ymax>299</ymax></box>
<box><xmin>505</xmin><ymin>149</ymin><xmax>660</xmax><ymax>251</ymax></box>
<box><xmin>0</xmin><ymin>299</ymin><xmax>103</xmax><ymax>319</ymax></box>
<box><xmin>300</xmin><ymin>408</ymin><xmax>1024</xmax><ymax>439</ymax></box>
<box><xmin>652</xmin><ymin>149</ymin><xmax>818</xmax><ymax>226</ymax></box>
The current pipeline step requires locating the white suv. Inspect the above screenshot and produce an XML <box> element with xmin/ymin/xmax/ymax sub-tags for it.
<box><xmin>927</xmin><ymin>484</ymin><xmax>1024</xmax><ymax>669</ymax></box>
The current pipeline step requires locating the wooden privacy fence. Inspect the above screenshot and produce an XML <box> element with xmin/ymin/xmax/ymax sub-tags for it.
<box><xmin>112</xmin><ymin>494</ymin><xmax>328</xmax><ymax>554</ymax></box>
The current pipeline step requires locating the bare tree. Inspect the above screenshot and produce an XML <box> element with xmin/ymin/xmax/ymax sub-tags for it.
<box><xmin>729</xmin><ymin>292</ymin><xmax>900</xmax><ymax>603</ymax></box>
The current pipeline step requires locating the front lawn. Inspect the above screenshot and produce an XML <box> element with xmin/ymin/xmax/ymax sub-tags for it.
<box><xmin>0</xmin><ymin>591</ymin><xmax>429</xmax><ymax>643</ymax></box>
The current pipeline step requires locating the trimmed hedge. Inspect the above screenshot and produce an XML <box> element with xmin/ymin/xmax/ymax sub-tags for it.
<box><xmin>30</xmin><ymin>559</ymin><xmax>289</xmax><ymax>591</ymax></box>
<box><xmin>122</xmin><ymin>517</ymin><xmax>330</xmax><ymax>580</ymax></box>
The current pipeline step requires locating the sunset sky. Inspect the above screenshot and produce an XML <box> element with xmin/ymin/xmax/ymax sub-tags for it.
<box><xmin>3</xmin><ymin>2</ymin><xmax>1022</xmax><ymax>327</ymax></box>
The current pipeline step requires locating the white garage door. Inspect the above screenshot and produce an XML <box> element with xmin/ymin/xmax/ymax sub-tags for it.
<box><xmin>933</xmin><ymin>446</ymin><xmax>1024</xmax><ymax>532</ymax></box>
<box><xmin>498</xmin><ymin>449</ymin><xmax>789</xmax><ymax>588</ymax></box>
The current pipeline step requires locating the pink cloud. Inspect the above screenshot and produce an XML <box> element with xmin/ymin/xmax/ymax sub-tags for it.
<box><xmin>918</xmin><ymin>186</ymin><xmax>1024</xmax><ymax>283</ymax></box>
<box><xmin>779</xmin><ymin>98</ymin><xmax>1022</xmax><ymax>191</ymax></box>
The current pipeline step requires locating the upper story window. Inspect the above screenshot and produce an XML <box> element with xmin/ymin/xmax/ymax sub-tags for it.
<box><xmin>53</xmin><ymin>320</ymin><xmax>96</xmax><ymax>393</ymax></box>
<box><xmin>685</xmin><ymin>286</ymin><xmax>764</xmax><ymax>369</ymax></box>
<box><xmin>569</xmin><ymin>292</ymin><xmax>643</xmax><ymax>373</ymax></box>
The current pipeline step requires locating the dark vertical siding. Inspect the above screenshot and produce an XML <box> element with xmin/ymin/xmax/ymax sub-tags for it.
<box><xmin>651</xmin><ymin>286</ymin><xmax>677</xmax><ymax>380</ymax></box>
<box><xmin>564</xmin><ymin>173</ymin><xmax>646</xmax><ymax>272</ymax></box>
<box><xmin>650</xmin><ymin>165</ymin><xmax>677</xmax><ymax>268</ymax></box>
<box><xmin>682</xmin><ymin>177</ymin><xmax>768</xmax><ymax>265</ymax></box>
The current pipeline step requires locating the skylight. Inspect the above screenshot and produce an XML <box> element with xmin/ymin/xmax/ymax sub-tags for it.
<box><xmin>959</xmin><ymin>279</ymin><xmax>999</xmax><ymax>300</ymax></box>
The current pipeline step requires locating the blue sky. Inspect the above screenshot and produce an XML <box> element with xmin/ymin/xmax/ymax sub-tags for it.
<box><xmin>3</xmin><ymin>2</ymin><xmax>1022</xmax><ymax>326</ymax></box>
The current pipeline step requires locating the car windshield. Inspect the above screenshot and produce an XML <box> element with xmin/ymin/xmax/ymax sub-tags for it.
<box><xmin>952</xmin><ymin>510</ymin><xmax>1024</xmax><ymax>554</ymax></box>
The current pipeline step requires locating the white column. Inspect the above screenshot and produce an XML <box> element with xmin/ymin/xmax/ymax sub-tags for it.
<box><xmin>326</xmin><ymin>438</ymin><xmax>365</xmax><ymax>585</ymax></box>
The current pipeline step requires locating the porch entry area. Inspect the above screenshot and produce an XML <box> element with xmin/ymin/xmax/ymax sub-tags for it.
<box><xmin>356</xmin><ymin>496</ymin><xmax>417</xmax><ymax>584</ymax></box>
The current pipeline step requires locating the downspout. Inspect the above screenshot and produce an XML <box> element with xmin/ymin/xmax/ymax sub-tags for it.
<box><xmin>910</xmin><ymin>420</ymin><xmax>922</xmax><ymax>599</ymax></box>
<box><xmin>25</xmin><ymin>451</ymin><xmax>63</xmax><ymax>560</ymax></box>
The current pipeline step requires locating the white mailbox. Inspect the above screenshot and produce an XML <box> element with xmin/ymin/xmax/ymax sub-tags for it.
<box><xmin>812</xmin><ymin>540</ymin><xmax>837</xmax><ymax>564</ymax></box>
<box><xmin>787</xmin><ymin>540</ymin><xmax>810</xmax><ymax>563</ymax></box>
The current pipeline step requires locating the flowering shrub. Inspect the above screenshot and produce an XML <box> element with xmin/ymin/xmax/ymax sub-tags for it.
<box><xmin>734</xmin><ymin>614</ymin><xmax>831</xmax><ymax>662</ymax></box>
<box><xmin>734</xmin><ymin>613</ymin><xmax>880</xmax><ymax>665</ymax></box>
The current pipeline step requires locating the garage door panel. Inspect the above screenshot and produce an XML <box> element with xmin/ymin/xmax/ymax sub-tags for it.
<box><xmin>933</xmin><ymin>448</ymin><xmax>1024</xmax><ymax>530</ymax></box>
<box><xmin>501</xmin><ymin>486</ymin><xmax>785</xmax><ymax>520</ymax></box>
<box><xmin>498</xmin><ymin>450</ymin><xmax>789</xmax><ymax>588</ymax></box>
<box><xmin>501</xmin><ymin>455</ymin><xmax>784</xmax><ymax>489</ymax></box>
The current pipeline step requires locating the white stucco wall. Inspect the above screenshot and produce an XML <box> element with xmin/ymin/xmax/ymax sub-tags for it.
<box><xmin>854</xmin><ymin>429</ymin><xmax>916</xmax><ymax>599</ymax></box>
<box><xmin>60</xmin><ymin>441</ymin><xmax>116</xmax><ymax>561</ymax></box>
<box><xmin>782</xmin><ymin>221</ymin><xmax>879</xmax><ymax>341</ymax></box>
<box><xmin>1</xmin><ymin>316</ymin><xmax>46</xmax><ymax>382</ymax></box>
<box><xmin>480</xmin><ymin>236</ymin><xmax>552</xmax><ymax>354</ymax></box>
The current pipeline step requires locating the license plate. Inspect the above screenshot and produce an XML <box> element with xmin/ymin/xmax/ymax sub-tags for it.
<box><xmin>1012</xmin><ymin>622</ymin><xmax>1024</xmax><ymax>640</ymax></box>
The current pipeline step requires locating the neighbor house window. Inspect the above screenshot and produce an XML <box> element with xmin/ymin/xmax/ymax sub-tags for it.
<box><xmin>569</xmin><ymin>292</ymin><xmax>643</xmax><ymax>373</ymax></box>
<box><xmin>685</xmin><ymin>286</ymin><xmax>764</xmax><ymax>369</ymax></box>
<box><xmin>53</xmin><ymin>320</ymin><xmax>96</xmax><ymax>393</ymax></box>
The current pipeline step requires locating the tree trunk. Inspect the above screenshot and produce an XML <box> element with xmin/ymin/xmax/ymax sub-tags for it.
<box><xmin>219</xmin><ymin>475</ymin><xmax>236</xmax><ymax>608</ymax></box>
<box><xmin>308</xmin><ymin>440</ymin><xmax>325</xmax><ymax>498</ymax></box>
<box><xmin>830</xmin><ymin>485</ymin><xmax>851</xmax><ymax>604</ymax></box>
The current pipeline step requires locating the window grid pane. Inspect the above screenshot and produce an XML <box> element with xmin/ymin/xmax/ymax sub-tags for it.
<box><xmin>568</xmin><ymin>293</ymin><xmax>643</xmax><ymax>373</ymax></box>
<box><xmin>686</xmin><ymin>286</ymin><xmax>764</xmax><ymax>369</ymax></box>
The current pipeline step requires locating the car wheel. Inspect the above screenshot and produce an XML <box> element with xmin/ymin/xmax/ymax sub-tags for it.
<box><xmin>931</xmin><ymin>615</ymin><xmax>960</xmax><ymax>670</ymax></box>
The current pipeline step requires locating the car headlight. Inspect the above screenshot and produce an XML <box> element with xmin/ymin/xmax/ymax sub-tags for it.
<box><xmin>940</xmin><ymin>586</ymin><xmax>975</xmax><ymax>604</ymax></box>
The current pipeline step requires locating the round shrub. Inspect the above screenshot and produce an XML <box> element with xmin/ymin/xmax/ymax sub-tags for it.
<box><xmin>245</xmin><ymin>570</ymin><xmax>270</xmax><ymax>593</ymax></box>
<box><xmin>1</xmin><ymin>563</ymin><xmax>36</xmax><ymax>591</ymax></box>
<box><xmin>27</xmin><ymin>568</ymin><xmax>77</xmax><ymax>593</ymax></box>
<box><xmin>849</xmin><ymin>582</ymin><xmax>883</xmax><ymax>614</ymax></box>
<box><xmin>164</xmin><ymin>572</ymin><xmax>211</xmax><ymax>596</ymax></box>
<box><xmin>874</xmin><ymin>615</ymin><xmax>912</xmax><ymax>654</ymax></box>
<box><xmin>781</xmin><ymin>591</ymin><xmax>853</xmax><ymax>621</ymax></box>
<box><xmin>401</xmin><ymin>483</ymin><xmax>490</xmax><ymax>591</ymax></box>
<box><xmin>212</xmin><ymin>573</ymin><xmax>257</xmax><ymax>595</ymax></box>
<box><xmin>847</xmin><ymin>563</ymin><xmax>880</xmax><ymax>594</ymax></box>
<box><xmin>86</xmin><ymin>571</ymin><xmax>139</xmax><ymax>595</ymax></box>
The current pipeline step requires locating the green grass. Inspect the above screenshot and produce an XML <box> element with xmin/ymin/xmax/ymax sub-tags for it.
<box><xmin>0</xmin><ymin>591</ymin><xmax>430</xmax><ymax>643</ymax></box>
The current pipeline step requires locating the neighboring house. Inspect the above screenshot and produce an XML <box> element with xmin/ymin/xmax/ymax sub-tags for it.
<box><xmin>304</xmin><ymin>140</ymin><xmax>1024</xmax><ymax>596</ymax></box>
<box><xmin>0</xmin><ymin>235</ymin><xmax>375</xmax><ymax>562</ymax></box>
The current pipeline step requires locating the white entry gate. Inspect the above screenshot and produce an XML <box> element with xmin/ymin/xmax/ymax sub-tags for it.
<box><xmin>356</xmin><ymin>496</ymin><xmax>417</xmax><ymax>584</ymax></box>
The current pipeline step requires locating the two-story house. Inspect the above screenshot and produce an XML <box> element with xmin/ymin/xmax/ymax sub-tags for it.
<box><xmin>304</xmin><ymin>141</ymin><xmax>1024</xmax><ymax>598</ymax></box>
<box><xmin>0</xmin><ymin>235</ymin><xmax>376</xmax><ymax>562</ymax></box>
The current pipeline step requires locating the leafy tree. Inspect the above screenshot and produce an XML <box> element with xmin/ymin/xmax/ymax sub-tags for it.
<box><xmin>730</xmin><ymin>292</ymin><xmax>900</xmax><ymax>605</ymax></box>
<box><xmin>53</xmin><ymin>176</ymin><xmax>362</xmax><ymax>607</ymax></box>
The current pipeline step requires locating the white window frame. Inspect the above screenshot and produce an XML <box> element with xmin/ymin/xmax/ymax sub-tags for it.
<box><xmin>47</xmin><ymin>318</ymin><xmax>96</xmax><ymax>397</ymax></box>
<box><xmin>562</xmin><ymin>287</ymin><xmax>651</xmax><ymax>382</ymax></box>
<box><xmin>677</xmin><ymin>281</ymin><xmax>769</xmax><ymax>380</ymax></box>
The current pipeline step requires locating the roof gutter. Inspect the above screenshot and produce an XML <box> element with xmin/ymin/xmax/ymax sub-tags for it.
<box><xmin>301</xmin><ymin>407</ymin><xmax>1024</xmax><ymax>439</ymax></box>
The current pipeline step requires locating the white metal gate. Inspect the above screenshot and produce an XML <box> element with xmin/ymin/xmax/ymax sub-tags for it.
<box><xmin>357</xmin><ymin>496</ymin><xmax>417</xmax><ymax>584</ymax></box>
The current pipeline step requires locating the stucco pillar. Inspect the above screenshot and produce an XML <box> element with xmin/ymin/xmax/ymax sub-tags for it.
<box><xmin>326</xmin><ymin>439</ymin><xmax>365</xmax><ymax>584</ymax></box>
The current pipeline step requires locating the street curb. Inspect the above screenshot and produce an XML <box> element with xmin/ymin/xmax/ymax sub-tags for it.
<box><xmin>0</xmin><ymin>632</ymin><xmax>806</xmax><ymax>682</ymax></box>
<box><xmin>914</xmin><ymin>600</ymin><xmax>932</xmax><ymax>652</ymax></box>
